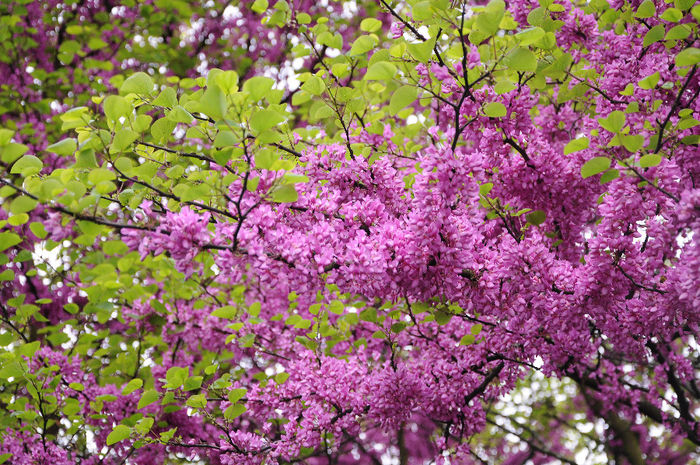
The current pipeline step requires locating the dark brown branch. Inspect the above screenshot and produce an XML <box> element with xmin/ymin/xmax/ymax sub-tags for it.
<box><xmin>0</xmin><ymin>179</ymin><xmax>151</xmax><ymax>230</ymax></box>
<box><xmin>464</xmin><ymin>362</ymin><xmax>504</xmax><ymax>406</ymax></box>
<box><xmin>654</xmin><ymin>64</ymin><xmax>697</xmax><ymax>154</ymax></box>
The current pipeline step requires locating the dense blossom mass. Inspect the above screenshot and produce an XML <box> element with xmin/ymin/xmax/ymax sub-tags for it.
<box><xmin>0</xmin><ymin>0</ymin><xmax>699</xmax><ymax>464</ymax></box>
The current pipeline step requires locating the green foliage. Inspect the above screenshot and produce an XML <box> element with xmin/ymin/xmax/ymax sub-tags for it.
<box><xmin>10</xmin><ymin>155</ymin><xmax>42</xmax><ymax>176</ymax></box>
<box><xmin>564</xmin><ymin>137</ymin><xmax>589</xmax><ymax>155</ymax></box>
<box><xmin>484</xmin><ymin>102</ymin><xmax>507</xmax><ymax>117</ymax></box>
<box><xmin>676</xmin><ymin>47</ymin><xmax>700</xmax><ymax>66</ymax></box>
<box><xmin>390</xmin><ymin>86</ymin><xmax>419</xmax><ymax>115</ymax></box>
<box><xmin>120</xmin><ymin>72</ymin><xmax>154</xmax><ymax>95</ymax></box>
<box><xmin>581</xmin><ymin>157</ymin><xmax>612</xmax><ymax>178</ymax></box>
<box><xmin>106</xmin><ymin>425</ymin><xmax>131</xmax><ymax>445</ymax></box>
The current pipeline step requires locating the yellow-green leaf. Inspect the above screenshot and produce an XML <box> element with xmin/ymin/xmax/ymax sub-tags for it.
<box><xmin>120</xmin><ymin>72</ymin><xmax>154</xmax><ymax>95</ymax></box>
<box><xmin>46</xmin><ymin>138</ymin><xmax>77</xmax><ymax>156</ymax></box>
<box><xmin>484</xmin><ymin>102</ymin><xmax>507</xmax><ymax>117</ymax></box>
<box><xmin>676</xmin><ymin>48</ymin><xmax>700</xmax><ymax>67</ymax></box>
<box><xmin>106</xmin><ymin>425</ymin><xmax>131</xmax><ymax>445</ymax></box>
<box><xmin>581</xmin><ymin>157</ymin><xmax>611</xmax><ymax>178</ymax></box>
<box><xmin>564</xmin><ymin>137</ymin><xmax>589</xmax><ymax>155</ymax></box>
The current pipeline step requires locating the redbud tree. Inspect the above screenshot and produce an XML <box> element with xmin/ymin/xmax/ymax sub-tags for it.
<box><xmin>0</xmin><ymin>0</ymin><xmax>699</xmax><ymax>464</ymax></box>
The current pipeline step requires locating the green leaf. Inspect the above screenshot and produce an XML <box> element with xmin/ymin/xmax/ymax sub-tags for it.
<box><xmin>255</xmin><ymin>147</ymin><xmax>278</xmax><ymax>170</ymax></box>
<box><xmin>637</xmin><ymin>72</ymin><xmax>660</xmax><ymax>90</ymax></box>
<box><xmin>1</xmin><ymin>143</ymin><xmax>28</xmax><ymax>164</ymax></box>
<box><xmin>407</xmin><ymin>39</ymin><xmax>434</xmax><ymax>62</ymax></box>
<box><xmin>106</xmin><ymin>425</ymin><xmax>131</xmax><ymax>445</ymax></box>
<box><xmin>104</xmin><ymin>95</ymin><xmax>131</xmax><ymax>121</ymax></box>
<box><xmin>10</xmin><ymin>155</ymin><xmax>43</xmax><ymax>176</ymax></box>
<box><xmin>0</xmin><ymin>332</ymin><xmax>14</xmax><ymax>346</ymax></box>
<box><xmin>484</xmin><ymin>102</ymin><xmax>507</xmax><ymax>117</ymax></box>
<box><xmin>63</xmin><ymin>303</ymin><xmax>79</xmax><ymax>314</ymax></box>
<box><xmin>7</xmin><ymin>215</ymin><xmax>28</xmax><ymax>227</ymax></box>
<box><xmin>599</xmin><ymin>169</ymin><xmax>620</xmax><ymax>185</ymax></box>
<box><xmin>120</xmin><ymin>72</ymin><xmax>154</xmax><ymax>95</ymax></box>
<box><xmin>621</xmin><ymin>134</ymin><xmax>645</xmax><ymax>152</ymax></box>
<box><xmin>542</xmin><ymin>52</ymin><xmax>572</xmax><ymax>77</ymax></box>
<box><xmin>224</xmin><ymin>403</ymin><xmax>246</xmax><ymax>420</ymax></box>
<box><xmin>167</xmin><ymin>106</ymin><xmax>194</xmax><ymax>124</ymax></box>
<box><xmin>619</xmin><ymin>83</ymin><xmax>634</xmax><ymax>96</ymax></box>
<box><xmin>676</xmin><ymin>48</ymin><xmax>700</xmax><ymax>67</ymax></box>
<box><xmin>349</xmin><ymin>35</ymin><xmax>377</xmax><ymax>56</ymax></box>
<box><xmin>186</xmin><ymin>394</ymin><xmax>207</xmax><ymax>408</ymax></box>
<box><xmin>89</xmin><ymin>37</ymin><xmax>108</xmax><ymax>50</ymax></box>
<box><xmin>228</xmin><ymin>388</ymin><xmax>247</xmax><ymax>403</ymax></box>
<box><xmin>251</xmin><ymin>0</ymin><xmax>268</xmax><ymax>13</ymax></box>
<box><xmin>46</xmin><ymin>138</ymin><xmax>77</xmax><ymax>156</ymax></box>
<box><xmin>479</xmin><ymin>183</ymin><xmax>493</xmax><ymax>196</ymax></box>
<box><xmin>678</xmin><ymin>117</ymin><xmax>699</xmax><ymax>130</ymax></box>
<box><xmin>122</xmin><ymin>378</ymin><xmax>143</xmax><ymax>395</ymax></box>
<box><xmin>360</xmin><ymin>18</ymin><xmax>382</xmax><ymax>33</ymax></box>
<box><xmin>412</xmin><ymin>1</ymin><xmax>433</xmax><ymax>21</ymax></box>
<box><xmin>434</xmin><ymin>311</ymin><xmax>453</xmax><ymax>325</ymax></box>
<box><xmin>503</xmin><ymin>47</ymin><xmax>538</xmax><ymax>73</ymax></box>
<box><xmin>639</xmin><ymin>153</ymin><xmax>662</xmax><ymax>167</ymax></box>
<box><xmin>459</xmin><ymin>334</ymin><xmax>475</xmax><ymax>345</ymax></box>
<box><xmin>135</xmin><ymin>115</ymin><xmax>153</xmax><ymax>132</ymax></box>
<box><xmin>581</xmin><ymin>157</ymin><xmax>611</xmax><ymax>178</ymax></box>
<box><xmin>643</xmin><ymin>25</ymin><xmax>665</xmax><ymax>47</ymax></box>
<box><xmin>635</xmin><ymin>0</ymin><xmax>656</xmax><ymax>18</ymax></box>
<box><xmin>475</xmin><ymin>0</ymin><xmax>505</xmax><ymax>36</ymax></box>
<box><xmin>151</xmin><ymin>118</ymin><xmax>176</xmax><ymax>142</ymax></box>
<box><xmin>200</xmin><ymin>85</ymin><xmax>226</xmax><ymax>120</ymax></box>
<box><xmin>598</xmin><ymin>111</ymin><xmax>625</xmax><ymax>133</ymax></box>
<box><xmin>515</xmin><ymin>27</ymin><xmax>545</xmax><ymax>46</ymax></box>
<box><xmin>135</xmin><ymin>417</ymin><xmax>154</xmax><ymax>435</ymax></box>
<box><xmin>249</xmin><ymin>109</ymin><xmax>286</xmax><ymax>134</ymax></box>
<box><xmin>159</xmin><ymin>428</ymin><xmax>177</xmax><ymax>442</ymax></box>
<box><xmin>152</xmin><ymin>87</ymin><xmax>178</xmax><ymax>107</ymax></box>
<box><xmin>270</xmin><ymin>184</ymin><xmax>298</xmax><ymax>203</ymax></box>
<box><xmin>211</xmin><ymin>305</ymin><xmax>237</xmax><ymax>319</ymax></box>
<box><xmin>274</xmin><ymin>372</ymin><xmax>290</xmax><ymax>384</ymax></box>
<box><xmin>9</xmin><ymin>196</ymin><xmax>37</xmax><ymax>215</ymax></box>
<box><xmin>165</xmin><ymin>366</ymin><xmax>188</xmax><ymax>389</ymax></box>
<box><xmin>242</xmin><ymin>76</ymin><xmax>274</xmax><ymax>101</ymax></box>
<box><xmin>391</xmin><ymin>321</ymin><xmax>408</xmax><ymax>333</ymax></box>
<box><xmin>88</xmin><ymin>168</ymin><xmax>116</xmax><ymax>185</ymax></box>
<box><xmin>29</xmin><ymin>222</ymin><xmax>47</xmax><ymax>239</ymax></box>
<box><xmin>564</xmin><ymin>136</ymin><xmax>589</xmax><ymax>155</ymax></box>
<box><xmin>301</xmin><ymin>75</ymin><xmax>325</xmax><ymax>96</ymax></box>
<box><xmin>60</xmin><ymin>106</ymin><xmax>91</xmax><ymax>130</ymax></box>
<box><xmin>17</xmin><ymin>341</ymin><xmax>40</xmax><ymax>357</ymax></box>
<box><xmin>69</xmin><ymin>382</ymin><xmax>84</xmax><ymax>391</ymax></box>
<box><xmin>184</xmin><ymin>376</ymin><xmax>203</xmax><ymax>391</ymax></box>
<box><xmin>111</xmin><ymin>128</ymin><xmax>139</xmax><ymax>152</ymax></box>
<box><xmin>389</xmin><ymin>86</ymin><xmax>419</xmax><ymax>115</ymax></box>
<box><xmin>364</xmin><ymin>62</ymin><xmax>397</xmax><ymax>81</ymax></box>
<box><xmin>526</xmin><ymin>210</ymin><xmax>546</xmax><ymax>225</ymax></box>
<box><xmin>494</xmin><ymin>80</ymin><xmax>516</xmax><ymax>94</ymax></box>
<box><xmin>214</xmin><ymin>131</ymin><xmax>237</xmax><ymax>148</ymax></box>
<box><xmin>666</xmin><ymin>24</ymin><xmax>692</xmax><ymax>40</ymax></box>
<box><xmin>660</xmin><ymin>7</ymin><xmax>683</xmax><ymax>22</ymax></box>
<box><xmin>527</xmin><ymin>7</ymin><xmax>549</xmax><ymax>28</ymax></box>
<box><xmin>137</xmin><ymin>389</ymin><xmax>160</xmax><ymax>409</ymax></box>
<box><xmin>0</xmin><ymin>129</ymin><xmax>13</xmax><ymax>145</ymax></box>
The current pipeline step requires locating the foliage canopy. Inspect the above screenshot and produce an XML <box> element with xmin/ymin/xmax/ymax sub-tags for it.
<box><xmin>0</xmin><ymin>0</ymin><xmax>699</xmax><ymax>464</ymax></box>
